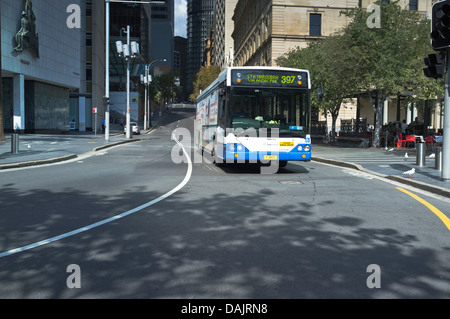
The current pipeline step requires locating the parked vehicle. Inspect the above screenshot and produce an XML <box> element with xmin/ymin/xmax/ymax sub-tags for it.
<box><xmin>124</xmin><ymin>122</ymin><xmax>140</xmax><ymax>135</ymax></box>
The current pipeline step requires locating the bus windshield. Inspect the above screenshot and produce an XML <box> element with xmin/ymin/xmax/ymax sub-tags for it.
<box><xmin>230</xmin><ymin>87</ymin><xmax>310</xmax><ymax>137</ymax></box>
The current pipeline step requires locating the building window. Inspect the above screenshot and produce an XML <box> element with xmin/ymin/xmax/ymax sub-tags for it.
<box><xmin>310</xmin><ymin>14</ymin><xmax>321</xmax><ymax>36</ymax></box>
<box><xmin>409</xmin><ymin>0</ymin><xmax>418</xmax><ymax>10</ymax></box>
<box><xmin>86</xmin><ymin>69</ymin><xmax>92</xmax><ymax>81</ymax></box>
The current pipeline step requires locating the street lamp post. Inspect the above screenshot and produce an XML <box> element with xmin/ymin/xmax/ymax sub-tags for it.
<box><xmin>125</xmin><ymin>26</ymin><xmax>131</xmax><ymax>139</ymax></box>
<box><xmin>104</xmin><ymin>0</ymin><xmax>165</xmax><ymax>141</ymax></box>
<box><xmin>116</xmin><ymin>26</ymin><xmax>140</xmax><ymax>139</ymax></box>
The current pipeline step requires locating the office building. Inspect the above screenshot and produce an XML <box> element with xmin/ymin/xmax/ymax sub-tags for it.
<box><xmin>69</xmin><ymin>0</ymin><xmax>105</xmax><ymax>132</ymax></box>
<box><xmin>187</xmin><ymin>0</ymin><xmax>215</xmax><ymax>94</ymax></box>
<box><xmin>151</xmin><ymin>0</ymin><xmax>174</xmax><ymax>76</ymax></box>
<box><xmin>213</xmin><ymin>0</ymin><xmax>237</xmax><ymax>68</ymax></box>
<box><xmin>1</xmin><ymin>0</ymin><xmax>81</xmax><ymax>133</ymax></box>
<box><xmin>174</xmin><ymin>36</ymin><xmax>188</xmax><ymax>101</ymax></box>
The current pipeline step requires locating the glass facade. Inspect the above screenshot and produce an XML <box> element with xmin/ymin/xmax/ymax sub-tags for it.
<box><xmin>187</xmin><ymin>0</ymin><xmax>216</xmax><ymax>93</ymax></box>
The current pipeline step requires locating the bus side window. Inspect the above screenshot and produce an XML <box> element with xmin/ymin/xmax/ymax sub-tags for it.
<box><xmin>219</xmin><ymin>100</ymin><xmax>225</xmax><ymax>119</ymax></box>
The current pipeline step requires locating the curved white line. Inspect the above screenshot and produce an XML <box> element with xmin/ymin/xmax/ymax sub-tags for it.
<box><xmin>0</xmin><ymin>134</ymin><xmax>192</xmax><ymax>258</ymax></box>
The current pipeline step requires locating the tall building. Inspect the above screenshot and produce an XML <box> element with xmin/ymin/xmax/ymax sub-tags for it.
<box><xmin>213</xmin><ymin>0</ymin><xmax>237</xmax><ymax>68</ymax></box>
<box><xmin>232</xmin><ymin>0</ymin><xmax>432</xmax><ymax>67</ymax></box>
<box><xmin>151</xmin><ymin>0</ymin><xmax>174</xmax><ymax>76</ymax></box>
<box><xmin>1</xmin><ymin>0</ymin><xmax>82</xmax><ymax>133</ymax></box>
<box><xmin>174</xmin><ymin>36</ymin><xmax>188</xmax><ymax>101</ymax></box>
<box><xmin>187</xmin><ymin>0</ymin><xmax>215</xmax><ymax>94</ymax></box>
<box><xmin>70</xmin><ymin>0</ymin><xmax>105</xmax><ymax>132</ymax></box>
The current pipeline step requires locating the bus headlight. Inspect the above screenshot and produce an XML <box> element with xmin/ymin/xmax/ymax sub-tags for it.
<box><xmin>297</xmin><ymin>145</ymin><xmax>303</xmax><ymax>151</ymax></box>
<box><xmin>229</xmin><ymin>144</ymin><xmax>235</xmax><ymax>151</ymax></box>
<box><xmin>304</xmin><ymin>145</ymin><xmax>311</xmax><ymax>152</ymax></box>
<box><xmin>237</xmin><ymin>144</ymin><xmax>243</xmax><ymax>151</ymax></box>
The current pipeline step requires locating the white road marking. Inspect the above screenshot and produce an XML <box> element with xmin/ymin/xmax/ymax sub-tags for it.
<box><xmin>0</xmin><ymin>135</ymin><xmax>193</xmax><ymax>258</ymax></box>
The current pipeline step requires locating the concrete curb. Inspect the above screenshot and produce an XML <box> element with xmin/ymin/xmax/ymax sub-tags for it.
<box><xmin>0</xmin><ymin>154</ymin><xmax>78</xmax><ymax>170</ymax></box>
<box><xmin>312</xmin><ymin>156</ymin><xmax>450</xmax><ymax>198</ymax></box>
<box><xmin>0</xmin><ymin>138</ymin><xmax>141</xmax><ymax>170</ymax></box>
<box><xmin>92</xmin><ymin>138</ymin><xmax>141</xmax><ymax>152</ymax></box>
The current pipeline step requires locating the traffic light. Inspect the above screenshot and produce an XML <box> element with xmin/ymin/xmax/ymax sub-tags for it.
<box><xmin>431</xmin><ymin>1</ymin><xmax>450</xmax><ymax>50</ymax></box>
<box><xmin>423</xmin><ymin>52</ymin><xmax>445</xmax><ymax>79</ymax></box>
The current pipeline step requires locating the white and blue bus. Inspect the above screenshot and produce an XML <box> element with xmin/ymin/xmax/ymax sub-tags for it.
<box><xmin>195</xmin><ymin>66</ymin><xmax>311</xmax><ymax>167</ymax></box>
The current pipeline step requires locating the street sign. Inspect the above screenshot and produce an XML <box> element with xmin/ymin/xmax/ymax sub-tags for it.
<box><xmin>93</xmin><ymin>107</ymin><xmax>97</xmax><ymax>114</ymax></box>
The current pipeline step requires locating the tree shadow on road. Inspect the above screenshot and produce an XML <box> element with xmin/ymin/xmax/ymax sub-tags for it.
<box><xmin>0</xmin><ymin>182</ymin><xmax>449</xmax><ymax>299</ymax></box>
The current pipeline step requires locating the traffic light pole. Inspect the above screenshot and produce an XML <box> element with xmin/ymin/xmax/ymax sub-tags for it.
<box><xmin>443</xmin><ymin>48</ymin><xmax>450</xmax><ymax>181</ymax></box>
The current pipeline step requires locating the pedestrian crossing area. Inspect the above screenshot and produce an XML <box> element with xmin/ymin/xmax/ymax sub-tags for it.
<box><xmin>312</xmin><ymin>146</ymin><xmax>444</xmax><ymax>184</ymax></box>
<box><xmin>333</xmin><ymin>155</ymin><xmax>410</xmax><ymax>165</ymax></box>
<box><xmin>316</xmin><ymin>150</ymin><xmax>413</xmax><ymax>166</ymax></box>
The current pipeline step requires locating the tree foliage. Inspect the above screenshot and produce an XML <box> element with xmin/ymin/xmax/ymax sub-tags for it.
<box><xmin>189</xmin><ymin>66</ymin><xmax>222</xmax><ymax>102</ymax></box>
<box><xmin>154</xmin><ymin>70</ymin><xmax>181</xmax><ymax>104</ymax></box>
<box><xmin>277</xmin><ymin>0</ymin><xmax>442</xmax><ymax>146</ymax></box>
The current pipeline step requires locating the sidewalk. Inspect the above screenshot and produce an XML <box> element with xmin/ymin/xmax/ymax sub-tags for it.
<box><xmin>0</xmin><ymin>113</ymin><xmax>164</xmax><ymax>170</ymax></box>
<box><xmin>312</xmin><ymin>142</ymin><xmax>450</xmax><ymax>198</ymax></box>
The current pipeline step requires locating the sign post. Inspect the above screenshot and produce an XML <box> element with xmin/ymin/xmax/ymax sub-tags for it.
<box><xmin>93</xmin><ymin>107</ymin><xmax>98</xmax><ymax>136</ymax></box>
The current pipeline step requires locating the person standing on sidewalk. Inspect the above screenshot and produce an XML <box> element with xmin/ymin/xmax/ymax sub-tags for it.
<box><xmin>401</xmin><ymin>120</ymin><xmax>407</xmax><ymax>135</ymax></box>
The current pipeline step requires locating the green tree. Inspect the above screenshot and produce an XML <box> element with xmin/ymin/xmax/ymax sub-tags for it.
<box><xmin>189</xmin><ymin>66</ymin><xmax>222</xmax><ymax>102</ymax></box>
<box><xmin>342</xmin><ymin>0</ymin><xmax>440</xmax><ymax>146</ymax></box>
<box><xmin>277</xmin><ymin>33</ymin><xmax>359</xmax><ymax>142</ymax></box>
<box><xmin>278</xmin><ymin>0</ymin><xmax>441</xmax><ymax>146</ymax></box>
<box><xmin>155</xmin><ymin>70</ymin><xmax>181</xmax><ymax>104</ymax></box>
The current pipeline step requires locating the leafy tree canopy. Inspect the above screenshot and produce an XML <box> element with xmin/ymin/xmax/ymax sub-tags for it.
<box><xmin>189</xmin><ymin>66</ymin><xmax>222</xmax><ymax>102</ymax></box>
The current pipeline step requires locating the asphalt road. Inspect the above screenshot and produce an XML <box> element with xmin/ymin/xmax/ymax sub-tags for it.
<box><xmin>0</xmin><ymin>106</ymin><xmax>449</xmax><ymax>300</ymax></box>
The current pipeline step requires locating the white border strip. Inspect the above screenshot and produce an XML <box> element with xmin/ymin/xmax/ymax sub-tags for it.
<box><xmin>0</xmin><ymin>134</ymin><xmax>193</xmax><ymax>258</ymax></box>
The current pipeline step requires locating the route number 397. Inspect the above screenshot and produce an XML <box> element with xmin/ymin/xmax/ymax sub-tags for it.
<box><xmin>281</xmin><ymin>76</ymin><xmax>297</xmax><ymax>84</ymax></box>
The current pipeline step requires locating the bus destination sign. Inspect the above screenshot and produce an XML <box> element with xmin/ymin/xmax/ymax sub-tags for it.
<box><xmin>231</xmin><ymin>69</ymin><xmax>308</xmax><ymax>88</ymax></box>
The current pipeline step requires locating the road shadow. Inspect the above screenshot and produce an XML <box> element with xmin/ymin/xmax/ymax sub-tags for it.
<box><xmin>0</xmin><ymin>181</ymin><xmax>449</xmax><ymax>299</ymax></box>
